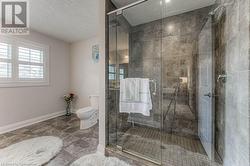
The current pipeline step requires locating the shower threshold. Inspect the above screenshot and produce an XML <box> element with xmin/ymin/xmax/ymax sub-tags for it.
<box><xmin>117</xmin><ymin>145</ymin><xmax>161</xmax><ymax>165</ymax></box>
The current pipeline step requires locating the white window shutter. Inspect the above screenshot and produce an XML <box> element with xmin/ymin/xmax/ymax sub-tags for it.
<box><xmin>0</xmin><ymin>62</ymin><xmax>12</xmax><ymax>78</ymax></box>
<box><xmin>18</xmin><ymin>47</ymin><xmax>43</xmax><ymax>64</ymax></box>
<box><xmin>18</xmin><ymin>47</ymin><xmax>44</xmax><ymax>79</ymax></box>
<box><xmin>0</xmin><ymin>42</ymin><xmax>12</xmax><ymax>78</ymax></box>
<box><xmin>0</xmin><ymin>37</ymin><xmax>49</xmax><ymax>87</ymax></box>
<box><xmin>0</xmin><ymin>42</ymin><xmax>11</xmax><ymax>59</ymax></box>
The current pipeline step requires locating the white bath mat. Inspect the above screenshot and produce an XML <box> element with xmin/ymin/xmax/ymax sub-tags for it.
<box><xmin>71</xmin><ymin>152</ymin><xmax>130</xmax><ymax>166</ymax></box>
<box><xmin>0</xmin><ymin>136</ymin><xmax>63</xmax><ymax>166</ymax></box>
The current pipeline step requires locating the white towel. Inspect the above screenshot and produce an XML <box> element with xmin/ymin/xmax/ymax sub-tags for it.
<box><xmin>119</xmin><ymin>78</ymin><xmax>152</xmax><ymax>116</ymax></box>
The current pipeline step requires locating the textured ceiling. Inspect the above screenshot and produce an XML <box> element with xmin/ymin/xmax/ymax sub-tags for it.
<box><xmin>111</xmin><ymin>0</ymin><xmax>216</xmax><ymax>26</ymax></box>
<box><xmin>30</xmin><ymin>0</ymin><xmax>99</xmax><ymax>43</ymax></box>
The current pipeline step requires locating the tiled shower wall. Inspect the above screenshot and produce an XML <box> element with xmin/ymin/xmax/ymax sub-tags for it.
<box><xmin>217</xmin><ymin>0</ymin><xmax>250</xmax><ymax>165</ymax></box>
<box><xmin>107</xmin><ymin>6</ymin><xmax>213</xmax><ymax>141</ymax></box>
<box><xmin>214</xmin><ymin>8</ymin><xmax>226</xmax><ymax>160</ymax></box>
<box><xmin>129</xmin><ymin>7</ymin><xmax>212</xmax><ymax>127</ymax></box>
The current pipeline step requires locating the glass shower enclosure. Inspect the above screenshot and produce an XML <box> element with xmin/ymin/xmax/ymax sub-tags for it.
<box><xmin>107</xmin><ymin>0</ymin><xmax>225</xmax><ymax>165</ymax></box>
<box><xmin>108</xmin><ymin>0</ymin><xmax>163</xmax><ymax>163</ymax></box>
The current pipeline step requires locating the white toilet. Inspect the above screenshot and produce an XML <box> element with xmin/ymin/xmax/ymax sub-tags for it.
<box><xmin>76</xmin><ymin>95</ymin><xmax>99</xmax><ymax>129</ymax></box>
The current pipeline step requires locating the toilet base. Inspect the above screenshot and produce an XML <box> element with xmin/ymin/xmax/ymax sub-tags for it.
<box><xmin>80</xmin><ymin>112</ymin><xmax>98</xmax><ymax>130</ymax></box>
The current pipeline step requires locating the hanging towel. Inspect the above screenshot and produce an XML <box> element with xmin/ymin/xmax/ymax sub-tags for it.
<box><xmin>119</xmin><ymin>78</ymin><xmax>152</xmax><ymax>116</ymax></box>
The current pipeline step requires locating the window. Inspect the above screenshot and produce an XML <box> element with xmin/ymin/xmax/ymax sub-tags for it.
<box><xmin>0</xmin><ymin>43</ymin><xmax>12</xmax><ymax>78</ymax></box>
<box><xmin>119</xmin><ymin>68</ymin><xmax>125</xmax><ymax>80</ymax></box>
<box><xmin>0</xmin><ymin>37</ymin><xmax>49</xmax><ymax>87</ymax></box>
<box><xmin>109</xmin><ymin>65</ymin><xmax>115</xmax><ymax>80</ymax></box>
<box><xmin>18</xmin><ymin>47</ymin><xmax>44</xmax><ymax>79</ymax></box>
<box><xmin>108</xmin><ymin>65</ymin><xmax>126</xmax><ymax>80</ymax></box>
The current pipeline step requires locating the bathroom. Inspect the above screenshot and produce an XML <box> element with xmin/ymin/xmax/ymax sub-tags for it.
<box><xmin>105</xmin><ymin>0</ymin><xmax>250</xmax><ymax>165</ymax></box>
<box><xmin>0</xmin><ymin>0</ymin><xmax>249</xmax><ymax>165</ymax></box>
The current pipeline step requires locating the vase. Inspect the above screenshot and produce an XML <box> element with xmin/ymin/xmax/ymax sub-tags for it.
<box><xmin>66</xmin><ymin>102</ymin><xmax>72</xmax><ymax>116</ymax></box>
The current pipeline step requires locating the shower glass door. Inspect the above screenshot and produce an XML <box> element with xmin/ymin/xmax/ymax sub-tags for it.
<box><xmin>108</xmin><ymin>0</ymin><xmax>163</xmax><ymax>164</ymax></box>
<box><xmin>108</xmin><ymin>1</ymin><xmax>224</xmax><ymax>165</ymax></box>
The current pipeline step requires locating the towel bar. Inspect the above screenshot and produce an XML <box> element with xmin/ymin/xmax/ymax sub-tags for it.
<box><xmin>150</xmin><ymin>79</ymin><xmax>157</xmax><ymax>96</ymax></box>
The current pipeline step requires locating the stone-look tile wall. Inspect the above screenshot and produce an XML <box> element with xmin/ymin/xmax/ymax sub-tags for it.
<box><xmin>217</xmin><ymin>0</ymin><xmax>250</xmax><ymax>165</ymax></box>
<box><xmin>129</xmin><ymin>19</ymin><xmax>162</xmax><ymax>127</ymax></box>
<box><xmin>129</xmin><ymin>7</ymin><xmax>211</xmax><ymax>125</ymax></box>
<box><xmin>107</xmin><ymin>7</ymin><xmax>212</xmax><ymax>141</ymax></box>
<box><xmin>106</xmin><ymin>0</ymin><xmax>116</xmax><ymax>147</ymax></box>
<box><xmin>214</xmin><ymin>11</ymin><xmax>226</xmax><ymax>161</ymax></box>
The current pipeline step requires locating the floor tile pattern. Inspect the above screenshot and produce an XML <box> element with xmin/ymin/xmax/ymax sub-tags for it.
<box><xmin>0</xmin><ymin>115</ymin><xmax>98</xmax><ymax>166</ymax></box>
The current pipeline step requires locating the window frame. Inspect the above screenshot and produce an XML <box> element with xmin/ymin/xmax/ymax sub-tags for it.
<box><xmin>108</xmin><ymin>65</ymin><xmax>116</xmax><ymax>80</ymax></box>
<box><xmin>119</xmin><ymin>68</ymin><xmax>125</xmax><ymax>80</ymax></box>
<box><xmin>0</xmin><ymin>36</ymin><xmax>50</xmax><ymax>87</ymax></box>
<box><xmin>108</xmin><ymin>65</ymin><xmax>126</xmax><ymax>81</ymax></box>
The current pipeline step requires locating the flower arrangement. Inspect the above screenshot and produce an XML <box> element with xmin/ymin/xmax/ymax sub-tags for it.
<box><xmin>63</xmin><ymin>93</ymin><xmax>75</xmax><ymax>116</ymax></box>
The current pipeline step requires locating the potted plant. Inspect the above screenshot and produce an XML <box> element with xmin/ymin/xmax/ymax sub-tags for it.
<box><xmin>63</xmin><ymin>93</ymin><xmax>75</xmax><ymax>116</ymax></box>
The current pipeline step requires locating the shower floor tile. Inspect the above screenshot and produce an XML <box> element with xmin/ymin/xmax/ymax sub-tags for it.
<box><xmin>118</xmin><ymin>126</ymin><xmax>221</xmax><ymax>166</ymax></box>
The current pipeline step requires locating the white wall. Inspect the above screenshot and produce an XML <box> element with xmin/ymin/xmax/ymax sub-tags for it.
<box><xmin>68</xmin><ymin>0</ymin><xmax>105</xmax><ymax>154</ymax></box>
<box><xmin>70</xmin><ymin>37</ymin><xmax>100</xmax><ymax>110</ymax></box>
<box><xmin>97</xmin><ymin>0</ymin><xmax>106</xmax><ymax>153</ymax></box>
<box><xmin>0</xmin><ymin>30</ymin><xmax>70</xmax><ymax>127</ymax></box>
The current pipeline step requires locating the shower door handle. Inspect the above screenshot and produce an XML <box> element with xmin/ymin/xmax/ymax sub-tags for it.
<box><xmin>204</xmin><ymin>92</ymin><xmax>219</xmax><ymax>98</ymax></box>
<box><xmin>217</xmin><ymin>74</ymin><xmax>227</xmax><ymax>83</ymax></box>
<box><xmin>204</xmin><ymin>93</ymin><xmax>212</xmax><ymax>98</ymax></box>
<box><xmin>153</xmin><ymin>81</ymin><xmax>157</xmax><ymax>96</ymax></box>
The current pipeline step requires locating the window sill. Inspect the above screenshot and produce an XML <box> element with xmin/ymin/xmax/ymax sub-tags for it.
<box><xmin>0</xmin><ymin>82</ymin><xmax>50</xmax><ymax>88</ymax></box>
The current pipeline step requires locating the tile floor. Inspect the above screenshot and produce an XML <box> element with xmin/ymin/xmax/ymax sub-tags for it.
<box><xmin>0</xmin><ymin>114</ymin><xmax>98</xmax><ymax>166</ymax></box>
<box><xmin>0</xmin><ymin>114</ymin><xmax>221</xmax><ymax>166</ymax></box>
<box><xmin>0</xmin><ymin>114</ymin><xmax>151</xmax><ymax>166</ymax></box>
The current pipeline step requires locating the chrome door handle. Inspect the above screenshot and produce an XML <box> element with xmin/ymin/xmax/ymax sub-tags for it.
<box><xmin>204</xmin><ymin>92</ymin><xmax>212</xmax><ymax>98</ymax></box>
<box><xmin>217</xmin><ymin>74</ymin><xmax>227</xmax><ymax>83</ymax></box>
<box><xmin>204</xmin><ymin>92</ymin><xmax>219</xmax><ymax>98</ymax></box>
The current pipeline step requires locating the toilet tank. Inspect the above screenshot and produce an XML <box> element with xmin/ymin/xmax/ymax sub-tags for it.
<box><xmin>89</xmin><ymin>95</ymin><xmax>99</xmax><ymax>109</ymax></box>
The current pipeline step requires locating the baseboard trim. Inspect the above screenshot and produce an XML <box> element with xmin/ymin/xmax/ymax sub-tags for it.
<box><xmin>0</xmin><ymin>111</ymin><xmax>65</xmax><ymax>134</ymax></box>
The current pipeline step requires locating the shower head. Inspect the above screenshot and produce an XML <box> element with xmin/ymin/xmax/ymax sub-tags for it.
<box><xmin>209</xmin><ymin>5</ymin><xmax>223</xmax><ymax>16</ymax></box>
<box><xmin>209</xmin><ymin>0</ymin><xmax>235</xmax><ymax>16</ymax></box>
<box><xmin>208</xmin><ymin>0</ymin><xmax>235</xmax><ymax>22</ymax></box>
<box><xmin>209</xmin><ymin>5</ymin><xmax>226</xmax><ymax>21</ymax></box>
